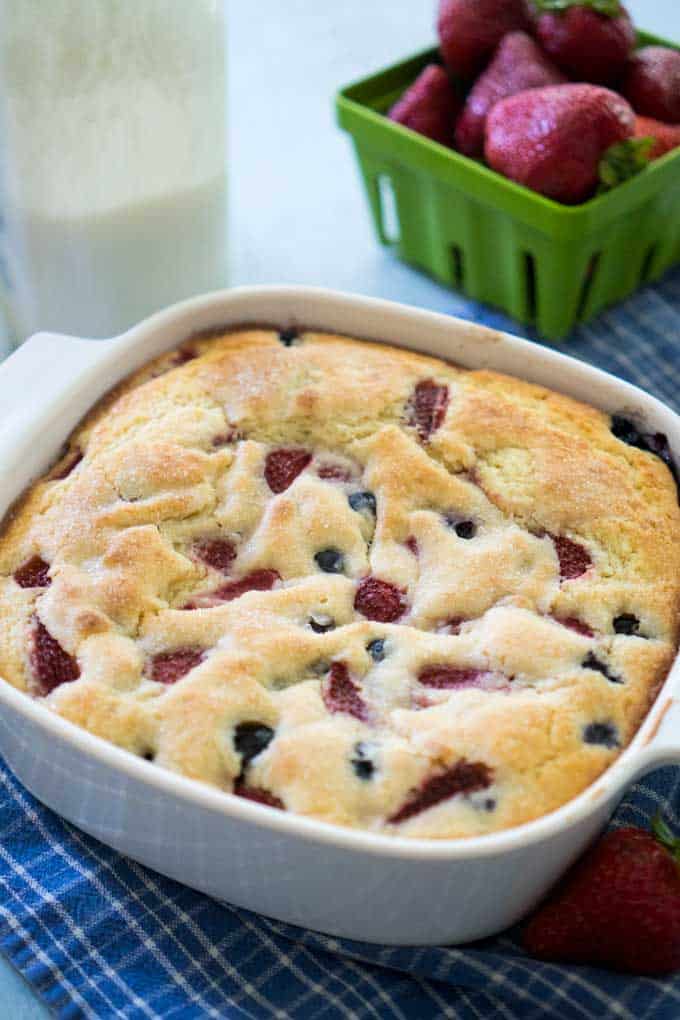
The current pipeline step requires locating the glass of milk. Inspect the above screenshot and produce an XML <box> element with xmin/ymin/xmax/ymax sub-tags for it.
<box><xmin>0</xmin><ymin>0</ymin><xmax>227</xmax><ymax>346</ymax></box>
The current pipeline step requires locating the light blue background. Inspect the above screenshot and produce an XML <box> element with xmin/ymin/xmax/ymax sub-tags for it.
<box><xmin>0</xmin><ymin>0</ymin><xmax>677</xmax><ymax>1014</ymax></box>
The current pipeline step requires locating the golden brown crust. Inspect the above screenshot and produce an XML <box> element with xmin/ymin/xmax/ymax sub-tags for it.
<box><xmin>0</xmin><ymin>327</ymin><xmax>678</xmax><ymax>838</ymax></box>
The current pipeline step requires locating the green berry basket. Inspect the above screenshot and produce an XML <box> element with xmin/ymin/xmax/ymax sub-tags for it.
<box><xmin>335</xmin><ymin>31</ymin><xmax>680</xmax><ymax>340</ymax></box>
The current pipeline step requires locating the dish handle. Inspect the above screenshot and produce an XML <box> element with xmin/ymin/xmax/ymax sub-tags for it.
<box><xmin>639</xmin><ymin>690</ymin><xmax>680</xmax><ymax>769</ymax></box>
<box><xmin>0</xmin><ymin>332</ymin><xmax>115</xmax><ymax>436</ymax></box>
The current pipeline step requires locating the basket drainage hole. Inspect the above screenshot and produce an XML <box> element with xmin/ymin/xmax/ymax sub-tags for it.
<box><xmin>639</xmin><ymin>243</ymin><xmax>659</xmax><ymax>285</ymax></box>
<box><xmin>524</xmin><ymin>254</ymin><xmax>537</xmax><ymax>322</ymax></box>
<box><xmin>377</xmin><ymin>174</ymin><xmax>400</xmax><ymax>244</ymax></box>
<box><xmin>577</xmin><ymin>253</ymin><xmax>602</xmax><ymax>319</ymax></box>
<box><xmin>451</xmin><ymin>246</ymin><xmax>465</xmax><ymax>289</ymax></box>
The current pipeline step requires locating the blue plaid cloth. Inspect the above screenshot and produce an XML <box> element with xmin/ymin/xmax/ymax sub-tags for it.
<box><xmin>1</xmin><ymin>269</ymin><xmax>680</xmax><ymax>1020</ymax></box>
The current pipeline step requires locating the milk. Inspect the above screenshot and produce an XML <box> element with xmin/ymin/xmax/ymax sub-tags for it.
<box><xmin>0</xmin><ymin>0</ymin><xmax>227</xmax><ymax>343</ymax></box>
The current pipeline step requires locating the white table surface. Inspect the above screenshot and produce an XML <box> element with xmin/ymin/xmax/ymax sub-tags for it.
<box><xmin>0</xmin><ymin>1</ymin><xmax>677</xmax><ymax>1014</ymax></box>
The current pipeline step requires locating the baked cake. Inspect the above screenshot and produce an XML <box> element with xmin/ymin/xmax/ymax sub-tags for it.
<box><xmin>0</xmin><ymin>327</ymin><xmax>678</xmax><ymax>839</ymax></box>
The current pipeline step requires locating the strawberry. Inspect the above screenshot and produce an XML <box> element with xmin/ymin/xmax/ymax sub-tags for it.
<box><xmin>622</xmin><ymin>46</ymin><xmax>680</xmax><ymax>124</ymax></box>
<box><xmin>455</xmin><ymin>32</ymin><xmax>566</xmax><ymax>158</ymax></box>
<box><xmin>533</xmin><ymin>1</ymin><xmax>635</xmax><ymax>85</ymax></box>
<box><xmin>634</xmin><ymin>116</ymin><xmax>680</xmax><ymax>160</ymax></box>
<box><xmin>437</xmin><ymin>0</ymin><xmax>531</xmax><ymax>80</ymax></box>
<box><xmin>524</xmin><ymin>817</ymin><xmax>680</xmax><ymax>975</ymax></box>
<box><xmin>484</xmin><ymin>83</ymin><xmax>641</xmax><ymax>203</ymax></box>
<box><xmin>388</xmin><ymin>64</ymin><xmax>460</xmax><ymax>147</ymax></box>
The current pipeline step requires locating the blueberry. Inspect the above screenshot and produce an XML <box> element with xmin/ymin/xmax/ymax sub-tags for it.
<box><xmin>613</xmin><ymin>613</ymin><xmax>640</xmax><ymax>636</ymax></box>
<box><xmin>141</xmin><ymin>749</ymin><xmax>155</xmax><ymax>762</ymax></box>
<box><xmin>349</xmin><ymin>491</ymin><xmax>377</xmax><ymax>515</ymax></box>
<box><xmin>315</xmin><ymin>549</ymin><xmax>345</xmax><ymax>574</ymax></box>
<box><xmin>367</xmin><ymin>638</ymin><xmax>386</xmax><ymax>662</ymax></box>
<box><xmin>611</xmin><ymin>416</ymin><xmax>643</xmax><ymax>448</ymax></box>
<box><xmin>582</xmin><ymin>652</ymin><xmax>623</xmax><ymax>684</ymax></box>
<box><xmin>310</xmin><ymin>614</ymin><xmax>335</xmax><ymax>634</ymax></box>
<box><xmin>612</xmin><ymin>417</ymin><xmax>679</xmax><ymax>490</ymax></box>
<box><xmin>445</xmin><ymin>515</ymin><xmax>477</xmax><ymax>539</ymax></box>
<box><xmin>455</xmin><ymin>520</ymin><xmax>477</xmax><ymax>540</ymax></box>
<box><xmin>583</xmin><ymin>722</ymin><xmax>620</xmax><ymax>748</ymax></box>
<box><xmin>234</xmin><ymin>722</ymin><xmax>275</xmax><ymax>769</ymax></box>
<box><xmin>278</xmin><ymin>328</ymin><xmax>299</xmax><ymax>346</ymax></box>
<box><xmin>351</xmin><ymin>742</ymin><xmax>375</xmax><ymax>781</ymax></box>
<box><xmin>483</xmin><ymin>798</ymin><xmax>496</xmax><ymax>812</ymax></box>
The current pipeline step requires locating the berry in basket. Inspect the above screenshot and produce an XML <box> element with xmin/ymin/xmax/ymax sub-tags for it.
<box><xmin>623</xmin><ymin>45</ymin><xmax>680</xmax><ymax>123</ymax></box>
<box><xmin>533</xmin><ymin>0</ymin><xmax>635</xmax><ymax>85</ymax></box>
<box><xmin>437</xmin><ymin>0</ymin><xmax>531</xmax><ymax>79</ymax></box>
<box><xmin>455</xmin><ymin>31</ymin><xmax>566</xmax><ymax>157</ymax></box>
<box><xmin>634</xmin><ymin>116</ymin><xmax>680</xmax><ymax>160</ymax></box>
<box><xmin>485</xmin><ymin>84</ymin><xmax>643</xmax><ymax>204</ymax></box>
<box><xmin>389</xmin><ymin>64</ymin><xmax>460</xmax><ymax>146</ymax></box>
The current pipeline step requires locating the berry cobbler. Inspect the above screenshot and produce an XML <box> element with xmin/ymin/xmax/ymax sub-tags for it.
<box><xmin>0</xmin><ymin>328</ymin><xmax>678</xmax><ymax>838</ymax></box>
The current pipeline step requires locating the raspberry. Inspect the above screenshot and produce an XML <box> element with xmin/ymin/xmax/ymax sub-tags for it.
<box><xmin>322</xmin><ymin>661</ymin><xmax>368</xmax><ymax>722</ymax></box>
<box><xmin>193</xmin><ymin>538</ymin><xmax>236</xmax><ymax>574</ymax></box>
<box><xmin>405</xmin><ymin>536</ymin><xmax>419</xmax><ymax>556</ymax></box>
<box><xmin>32</xmin><ymin>620</ymin><xmax>80</xmax><ymax>695</ymax></box>
<box><xmin>354</xmin><ymin>577</ymin><xmax>407</xmax><ymax>623</ymax></box>
<box><xmin>149</xmin><ymin>648</ymin><xmax>204</xmax><ymax>685</ymax></box>
<box><xmin>14</xmin><ymin>556</ymin><xmax>51</xmax><ymax>589</ymax></box>
<box><xmin>389</xmin><ymin>760</ymin><xmax>493</xmax><ymax>823</ymax></box>
<box><xmin>233</xmin><ymin>783</ymin><xmax>284</xmax><ymax>810</ymax></box>
<box><xmin>264</xmin><ymin>448</ymin><xmax>312</xmax><ymax>493</ymax></box>
<box><xmin>550</xmin><ymin>534</ymin><xmax>592</xmax><ymax>580</ymax></box>
<box><xmin>407</xmin><ymin>380</ymin><xmax>449</xmax><ymax>440</ymax></box>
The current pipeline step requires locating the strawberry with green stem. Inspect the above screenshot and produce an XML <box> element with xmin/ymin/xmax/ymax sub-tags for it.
<box><xmin>533</xmin><ymin>0</ymin><xmax>636</xmax><ymax>85</ymax></box>
<box><xmin>485</xmin><ymin>83</ymin><xmax>650</xmax><ymax>203</ymax></box>
<box><xmin>524</xmin><ymin>815</ymin><xmax>680</xmax><ymax>974</ymax></box>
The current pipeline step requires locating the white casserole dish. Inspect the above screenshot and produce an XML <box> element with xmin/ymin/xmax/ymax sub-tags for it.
<box><xmin>0</xmin><ymin>286</ymin><xmax>678</xmax><ymax>947</ymax></box>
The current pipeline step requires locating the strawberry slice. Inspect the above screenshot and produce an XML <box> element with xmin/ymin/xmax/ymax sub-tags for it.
<box><xmin>323</xmin><ymin>662</ymin><xmax>368</xmax><ymax>722</ymax></box>
<box><xmin>407</xmin><ymin>380</ymin><xmax>449</xmax><ymax>440</ymax></box>
<box><xmin>14</xmin><ymin>557</ymin><xmax>51</xmax><ymax>589</ymax></box>
<box><xmin>233</xmin><ymin>783</ymin><xmax>284</xmax><ymax>810</ymax></box>
<box><xmin>149</xmin><ymin>648</ymin><xmax>204</xmax><ymax>685</ymax></box>
<box><xmin>418</xmin><ymin>665</ymin><xmax>507</xmax><ymax>690</ymax></box>
<box><xmin>32</xmin><ymin>620</ymin><xmax>80</xmax><ymax>695</ymax></box>
<box><xmin>184</xmin><ymin>569</ymin><xmax>280</xmax><ymax>609</ymax></box>
<box><xmin>354</xmin><ymin>577</ymin><xmax>407</xmax><ymax>623</ymax></box>
<box><xmin>264</xmin><ymin>449</ymin><xmax>312</xmax><ymax>493</ymax></box>
<box><xmin>193</xmin><ymin>538</ymin><xmax>236</xmax><ymax>574</ymax></box>
<box><xmin>550</xmin><ymin>535</ymin><xmax>592</xmax><ymax>581</ymax></box>
<box><xmin>389</xmin><ymin>760</ymin><xmax>493</xmax><ymax>824</ymax></box>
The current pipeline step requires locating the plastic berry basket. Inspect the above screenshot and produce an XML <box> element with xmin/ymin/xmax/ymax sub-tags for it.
<box><xmin>336</xmin><ymin>31</ymin><xmax>680</xmax><ymax>340</ymax></box>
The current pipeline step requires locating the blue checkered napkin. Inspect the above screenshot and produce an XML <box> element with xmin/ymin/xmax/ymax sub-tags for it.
<box><xmin>1</xmin><ymin>268</ymin><xmax>680</xmax><ymax>1020</ymax></box>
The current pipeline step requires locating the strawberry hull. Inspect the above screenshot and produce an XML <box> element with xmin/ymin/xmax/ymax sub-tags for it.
<box><xmin>336</xmin><ymin>31</ymin><xmax>680</xmax><ymax>340</ymax></box>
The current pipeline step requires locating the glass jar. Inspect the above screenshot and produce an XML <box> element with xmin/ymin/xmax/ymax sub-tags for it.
<box><xmin>0</xmin><ymin>0</ymin><xmax>227</xmax><ymax>345</ymax></box>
